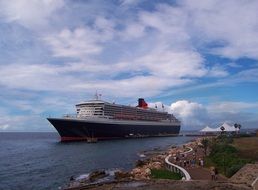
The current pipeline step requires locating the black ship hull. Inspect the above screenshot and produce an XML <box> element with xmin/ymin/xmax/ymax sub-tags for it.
<box><xmin>47</xmin><ymin>118</ymin><xmax>181</xmax><ymax>142</ymax></box>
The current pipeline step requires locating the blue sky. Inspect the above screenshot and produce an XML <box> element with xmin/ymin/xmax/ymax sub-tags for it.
<box><xmin>0</xmin><ymin>0</ymin><xmax>258</xmax><ymax>131</ymax></box>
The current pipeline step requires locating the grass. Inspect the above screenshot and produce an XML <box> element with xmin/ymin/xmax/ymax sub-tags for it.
<box><xmin>232</xmin><ymin>137</ymin><xmax>258</xmax><ymax>161</ymax></box>
<box><xmin>150</xmin><ymin>169</ymin><xmax>182</xmax><ymax>180</ymax></box>
<box><xmin>204</xmin><ymin>135</ymin><xmax>256</xmax><ymax>177</ymax></box>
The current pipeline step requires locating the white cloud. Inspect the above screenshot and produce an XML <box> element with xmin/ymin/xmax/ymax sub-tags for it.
<box><xmin>227</xmin><ymin>62</ymin><xmax>242</xmax><ymax>68</ymax></box>
<box><xmin>207</xmin><ymin>102</ymin><xmax>258</xmax><ymax>114</ymax></box>
<box><xmin>158</xmin><ymin>100</ymin><xmax>258</xmax><ymax>130</ymax></box>
<box><xmin>0</xmin><ymin>63</ymin><xmax>81</xmax><ymax>91</ymax></box>
<box><xmin>171</xmin><ymin>100</ymin><xmax>208</xmax><ymax>128</ymax></box>
<box><xmin>71</xmin><ymin>76</ymin><xmax>192</xmax><ymax>98</ymax></box>
<box><xmin>43</xmin><ymin>16</ymin><xmax>115</xmax><ymax>59</ymax></box>
<box><xmin>0</xmin><ymin>0</ymin><xmax>258</xmax><ymax>131</ymax></box>
<box><xmin>120</xmin><ymin>23</ymin><xmax>145</xmax><ymax>39</ymax></box>
<box><xmin>180</xmin><ymin>0</ymin><xmax>258</xmax><ymax>59</ymax></box>
<box><xmin>136</xmin><ymin>50</ymin><xmax>205</xmax><ymax>78</ymax></box>
<box><xmin>120</xmin><ymin>0</ymin><xmax>141</xmax><ymax>6</ymax></box>
<box><xmin>208</xmin><ymin>65</ymin><xmax>228</xmax><ymax>77</ymax></box>
<box><xmin>0</xmin><ymin>124</ymin><xmax>9</xmax><ymax>130</ymax></box>
<box><xmin>0</xmin><ymin>0</ymin><xmax>64</xmax><ymax>29</ymax></box>
<box><xmin>0</xmin><ymin>114</ymin><xmax>52</xmax><ymax>132</ymax></box>
<box><xmin>44</xmin><ymin>27</ymin><xmax>103</xmax><ymax>58</ymax></box>
<box><xmin>0</xmin><ymin>61</ymin><xmax>192</xmax><ymax>97</ymax></box>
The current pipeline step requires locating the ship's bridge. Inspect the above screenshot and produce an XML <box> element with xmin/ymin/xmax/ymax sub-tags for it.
<box><xmin>76</xmin><ymin>100</ymin><xmax>106</xmax><ymax>118</ymax></box>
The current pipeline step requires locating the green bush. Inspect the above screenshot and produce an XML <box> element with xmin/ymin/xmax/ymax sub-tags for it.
<box><xmin>150</xmin><ymin>169</ymin><xmax>182</xmax><ymax>180</ymax></box>
<box><xmin>208</xmin><ymin>142</ymin><xmax>251</xmax><ymax>177</ymax></box>
<box><xmin>226</xmin><ymin>164</ymin><xmax>244</xmax><ymax>177</ymax></box>
<box><xmin>210</xmin><ymin>144</ymin><xmax>237</xmax><ymax>156</ymax></box>
<box><xmin>216</xmin><ymin>135</ymin><xmax>233</xmax><ymax>144</ymax></box>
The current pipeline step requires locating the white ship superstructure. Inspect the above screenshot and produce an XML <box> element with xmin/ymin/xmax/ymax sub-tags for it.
<box><xmin>75</xmin><ymin>99</ymin><xmax>179</xmax><ymax>124</ymax></box>
<box><xmin>48</xmin><ymin>98</ymin><xmax>181</xmax><ymax>142</ymax></box>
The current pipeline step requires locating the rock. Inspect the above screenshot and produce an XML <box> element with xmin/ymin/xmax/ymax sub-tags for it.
<box><xmin>135</xmin><ymin>159</ymin><xmax>147</xmax><ymax>167</ymax></box>
<box><xmin>150</xmin><ymin>162</ymin><xmax>162</xmax><ymax>169</ymax></box>
<box><xmin>145</xmin><ymin>168</ymin><xmax>151</xmax><ymax>175</ymax></box>
<box><xmin>115</xmin><ymin>171</ymin><xmax>132</xmax><ymax>180</ymax></box>
<box><xmin>89</xmin><ymin>170</ymin><xmax>108</xmax><ymax>182</ymax></box>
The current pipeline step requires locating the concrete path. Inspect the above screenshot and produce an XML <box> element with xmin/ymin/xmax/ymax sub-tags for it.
<box><xmin>187</xmin><ymin>167</ymin><xmax>227</xmax><ymax>181</ymax></box>
<box><xmin>169</xmin><ymin>143</ymin><xmax>227</xmax><ymax>181</ymax></box>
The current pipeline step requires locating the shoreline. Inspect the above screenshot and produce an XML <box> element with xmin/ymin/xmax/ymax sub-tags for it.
<box><xmin>65</xmin><ymin>136</ymin><xmax>202</xmax><ymax>189</ymax></box>
<box><xmin>65</xmin><ymin>135</ymin><xmax>258</xmax><ymax>190</ymax></box>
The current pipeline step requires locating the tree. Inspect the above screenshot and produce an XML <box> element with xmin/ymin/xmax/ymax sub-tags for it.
<box><xmin>201</xmin><ymin>138</ymin><xmax>209</xmax><ymax>156</ymax></box>
<box><xmin>234</xmin><ymin>123</ymin><xmax>242</xmax><ymax>134</ymax></box>
<box><xmin>234</xmin><ymin>123</ymin><xmax>238</xmax><ymax>134</ymax></box>
<box><xmin>238</xmin><ymin>124</ymin><xmax>242</xmax><ymax>131</ymax></box>
<box><xmin>220</xmin><ymin>126</ymin><xmax>225</xmax><ymax>134</ymax></box>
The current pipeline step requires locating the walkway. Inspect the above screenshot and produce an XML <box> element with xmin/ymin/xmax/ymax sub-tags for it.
<box><xmin>168</xmin><ymin>142</ymin><xmax>227</xmax><ymax>181</ymax></box>
<box><xmin>187</xmin><ymin>167</ymin><xmax>226</xmax><ymax>180</ymax></box>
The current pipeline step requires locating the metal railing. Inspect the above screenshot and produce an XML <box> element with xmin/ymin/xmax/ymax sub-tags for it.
<box><xmin>164</xmin><ymin>147</ymin><xmax>193</xmax><ymax>181</ymax></box>
<box><xmin>165</xmin><ymin>155</ymin><xmax>191</xmax><ymax>180</ymax></box>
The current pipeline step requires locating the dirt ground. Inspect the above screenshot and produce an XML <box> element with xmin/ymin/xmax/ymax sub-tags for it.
<box><xmin>69</xmin><ymin>179</ymin><xmax>251</xmax><ymax>190</ymax></box>
<box><xmin>232</xmin><ymin>137</ymin><xmax>258</xmax><ymax>161</ymax></box>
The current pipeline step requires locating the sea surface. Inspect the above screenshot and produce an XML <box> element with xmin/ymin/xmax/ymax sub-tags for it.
<box><xmin>0</xmin><ymin>132</ymin><xmax>195</xmax><ymax>190</ymax></box>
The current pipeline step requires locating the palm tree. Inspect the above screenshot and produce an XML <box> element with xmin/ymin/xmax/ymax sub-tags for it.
<box><xmin>238</xmin><ymin>124</ymin><xmax>242</xmax><ymax>133</ymax></box>
<box><xmin>220</xmin><ymin>126</ymin><xmax>225</xmax><ymax>134</ymax></box>
<box><xmin>234</xmin><ymin>123</ymin><xmax>242</xmax><ymax>134</ymax></box>
<box><xmin>234</xmin><ymin>123</ymin><xmax>238</xmax><ymax>134</ymax></box>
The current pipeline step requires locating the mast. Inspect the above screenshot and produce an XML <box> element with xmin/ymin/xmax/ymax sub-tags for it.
<box><xmin>94</xmin><ymin>91</ymin><xmax>102</xmax><ymax>100</ymax></box>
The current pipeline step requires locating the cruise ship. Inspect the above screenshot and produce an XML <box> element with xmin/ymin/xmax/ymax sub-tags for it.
<box><xmin>47</xmin><ymin>97</ymin><xmax>181</xmax><ymax>142</ymax></box>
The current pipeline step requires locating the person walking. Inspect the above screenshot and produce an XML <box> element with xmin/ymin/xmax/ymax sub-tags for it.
<box><xmin>214</xmin><ymin>168</ymin><xmax>218</xmax><ymax>180</ymax></box>
<box><xmin>210</xmin><ymin>167</ymin><xmax>215</xmax><ymax>180</ymax></box>
<box><xmin>200</xmin><ymin>159</ymin><xmax>204</xmax><ymax>167</ymax></box>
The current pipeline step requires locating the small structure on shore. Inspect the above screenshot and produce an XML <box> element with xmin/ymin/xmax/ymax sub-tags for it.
<box><xmin>200</xmin><ymin>122</ymin><xmax>237</xmax><ymax>135</ymax></box>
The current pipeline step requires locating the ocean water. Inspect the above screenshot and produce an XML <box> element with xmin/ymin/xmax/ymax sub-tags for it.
<box><xmin>0</xmin><ymin>132</ymin><xmax>195</xmax><ymax>190</ymax></box>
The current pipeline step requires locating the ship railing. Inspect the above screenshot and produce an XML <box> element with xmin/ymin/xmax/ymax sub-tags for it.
<box><xmin>62</xmin><ymin>114</ymin><xmax>77</xmax><ymax>118</ymax></box>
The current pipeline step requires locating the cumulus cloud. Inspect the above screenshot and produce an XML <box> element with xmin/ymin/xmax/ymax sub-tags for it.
<box><xmin>44</xmin><ymin>17</ymin><xmax>115</xmax><ymax>59</ymax></box>
<box><xmin>1</xmin><ymin>0</ymin><xmax>257</xmax><ymax>97</ymax></box>
<box><xmin>207</xmin><ymin>102</ymin><xmax>258</xmax><ymax>114</ymax></box>
<box><xmin>180</xmin><ymin>0</ymin><xmax>258</xmax><ymax>59</ymax></box>
<box><xmin>0</xmin><ymin>0</ymin><xmax>258</xmax><ymax>131</ymax></box>
<box><xmin>170</xmin><ymin>100</ymin><xmax>208</xmax><ymax>128</ymax></box>
<box><xmin>154</xmin><ymin>100</ymin><xmax>258</xmax><ymax>130</ymax></box>
<box><xmin>44</xmin><ymin>28</ymin><xmax>103</xmax><ymax>58</ymax></box>
<box><xmin>0</xmin><ymin>0</ymin><xmax>64</xmax><ymax>29</ymax></box>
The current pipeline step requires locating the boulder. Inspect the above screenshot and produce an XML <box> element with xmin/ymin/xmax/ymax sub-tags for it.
<box><xmin>88</xmin><ymin>170</ymin><xmax>108</xmax><ymax>182</ymax></box>
<box><xmin>150</xmin><ymin>162</ymin><xmax>162</xmax><ymax>169</ymax></box>
<box><xmin>114</xmin><ymin>171</ymin><xmax>132</xmax><ymax>180</ymax></box>
<box><xmin>145</xmin><ymin>168</ymin><xmax>151</xmax><ymax>175</ymax></box>
<box><xmin>135</xmin><ymin>159</ymin><xmax>147</xmax><ymax>167</ymax></box>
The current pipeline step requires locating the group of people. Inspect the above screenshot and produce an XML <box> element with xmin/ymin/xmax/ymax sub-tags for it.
<box><xmin>172</xmin><ymin>148</ymin><xmax>204</xmax><ymax>169</ymax></box>
<box><xmin>170</xmin><ymin>140</ymin><xmax>221</xmax><ymax>181</ymax></box>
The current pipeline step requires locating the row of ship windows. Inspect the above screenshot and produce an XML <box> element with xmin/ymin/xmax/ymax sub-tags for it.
<box><xmin>104</xmin><ymin>113</ymin><xmax>167</xmax><ymax>119</ymax></box>
<box><xmin>104</xmin><ymin>108</ymin><xmax>167</xmax><ymax>115</ymax></box>
<box><xmin>79</xmin><ymin>104</ymin><xmax>167</xmax><ymax>114</ymax></box>
<box><xmin>104</xmin><ymin>110</ymin><xmax>167</xmax><ymax>118</ymax></box>
<box><xmin>78</xmin><ymin>105</ymin><xmax>169</xmax><ymax>118</ymax></box>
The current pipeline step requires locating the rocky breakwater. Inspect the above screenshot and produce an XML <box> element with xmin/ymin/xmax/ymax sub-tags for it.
<box><xmin>118</xmin><ymin>142</ymin><xmax>197</xmax><ymax>181</ymax></box>
<box><xmin>65</xmin><ymin>138</ymin><xmax>204</xmax><ymax>189</ymax></box>
<box><xmin>113</xmin><ymin>154</ymin><xmax>166</xmax><ymax>181</ymax></box>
